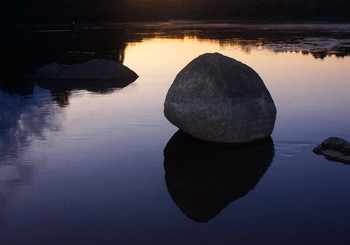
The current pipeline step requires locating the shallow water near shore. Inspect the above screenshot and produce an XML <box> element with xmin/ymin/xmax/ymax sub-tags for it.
<box><xmin>1</xmin><ymin>22</ymin><xmax>350</xmax><ymax>244</ymax></box>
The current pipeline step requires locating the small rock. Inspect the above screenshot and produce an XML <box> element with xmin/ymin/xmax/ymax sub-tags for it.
<box><xmin>34</xmin><ymin>59</ymin><xmax>138</xmax><ymax>80</ymax></box>
<box><xmin>313</xmin><ymin>137</ymin><xmax>350</xmax><ymax>164</ymax></box>
<box><xmin>164</xmin><ymin>53</ymin><xmax>277</xmax><ymax>143</ymax></box>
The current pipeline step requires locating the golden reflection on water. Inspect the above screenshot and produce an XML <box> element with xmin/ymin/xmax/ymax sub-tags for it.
<box><xmin>124</xmin><ymin>36</ymin><xmax>350</xmax><ymax>88</ymax></box>
<box><xmin>16</xmin><ymin>36</ymin><xmax>349</xmax><ymax>155</ymax></box>
<box><xmin>122</xmin><ymin>37</ymin><xmax>350</xmax><ymax>141</ymax></box>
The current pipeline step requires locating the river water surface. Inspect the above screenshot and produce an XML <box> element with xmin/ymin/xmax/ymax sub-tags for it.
<box><xmin>1</xmin><ymin>22</ymin><xmax>350</xmax><ymax>244</ymax></box>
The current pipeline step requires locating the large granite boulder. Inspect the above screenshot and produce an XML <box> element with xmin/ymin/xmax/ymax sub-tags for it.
<box><xmin>34</xmin><ymin>59</ymin><xmax>138</xmax><ymax>81</ymax></box>
<box><xmin>164</xmin><ymin>53</ymin><xmax>276</xmax><ymax>143</ymax></box>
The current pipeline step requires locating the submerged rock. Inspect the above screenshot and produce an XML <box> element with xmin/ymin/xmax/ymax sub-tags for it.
<box><xmin>164</xmin><ymin>53</ymin><xmax>276</xmax><ymax>143</ymax></box>
<box><xmin>313</xmin><ymin>137</ymin><xmax>350</xmax><ymax>164</ymax></box>
<box><xmin>34</xmin><ymin>59</ymin><xmax>138</xmax><ymax>80</ymax></box>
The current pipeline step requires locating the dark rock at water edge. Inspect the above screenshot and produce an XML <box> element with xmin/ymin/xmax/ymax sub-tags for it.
<box><xmin>34</xmin><ymin>59</ymin><xmax>138</xmax><ymax>81</ymax></box>
<box><xmin>31</xmin><ymin>59</ymin><xmax>138</xmax><ymax>107</ymax></box>
<box><xmin>164</xmin><ymin>53</ymin><xmax>276</xmax><ymax>143</ymax></box>
<box><xmin>37</xmin><ymin>78</ymin><xmax>136</xmax><ymax>94</ymax></box>
<box><xmin>313</xmin><ymin>137</ymin><xmax>350</xmax><ymax>164</ymax></box>
<box><xmin>33</xmin><ymin>59</ymin><xmax>138</xmax><ymax>95</ymax></box>
<box><xmin>164</xmin><ymin>130</ymin><xmax>274</xmax><ymax>223</ymax></box>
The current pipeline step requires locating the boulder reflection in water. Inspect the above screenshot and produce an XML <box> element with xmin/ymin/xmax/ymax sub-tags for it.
<box><xmin>164</xmin><ymin>130</ymin><xmax>275</xmax><ymax>223</ymax></box>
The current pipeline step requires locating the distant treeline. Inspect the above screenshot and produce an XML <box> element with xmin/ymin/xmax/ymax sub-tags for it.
<box><xmin>173</xmin><ymin>0</ymin><xmax>350</xmax><ymax>20</ymax></box>
<box><xmin>1</xmin><ymin>0</ymin><xmax>123</xmax><ymax>23</ymax></box>
<box><xmin>1</xmin><ymin>0</ymin><xmax>350</xmax><ymax>24</ymax></box>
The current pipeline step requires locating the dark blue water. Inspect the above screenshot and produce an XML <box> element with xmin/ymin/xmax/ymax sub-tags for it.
<box><xmin>1</xmin><ymin>23</ymin><xmax>350</xmax><ymax>244</ymax></box>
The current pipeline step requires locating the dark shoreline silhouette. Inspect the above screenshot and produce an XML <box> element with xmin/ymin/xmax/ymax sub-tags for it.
<box><xmin>1</xmin><ymin>22</ymin><xmax>349</xmax><ymax>82</ymax></box>
<box><xmin>163</xmin><ymin>130</ymin><xmax>275</xmax><ymax>223</ymax></box>
<box><xmin>2</xmin><ymin>0</ymin><xmax>350</xmax><ymax>24</ymax></box>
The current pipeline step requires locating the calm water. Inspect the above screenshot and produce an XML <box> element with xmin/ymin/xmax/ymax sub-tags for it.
<box><xmin>1</xmin><ymin>22</ymin><xmax>350</xmax><ymax>244</ymax></box>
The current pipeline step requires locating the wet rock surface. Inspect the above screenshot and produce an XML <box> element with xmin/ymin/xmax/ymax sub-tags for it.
<box><xmin>164</xmin><ymin>53</ymin><xmax>277</xmax><ymax>143</ymax></box>
<box><xmin>313</xmin><ymin>137</ymin><xmax>350</xmax><ymax>164</ymax></box>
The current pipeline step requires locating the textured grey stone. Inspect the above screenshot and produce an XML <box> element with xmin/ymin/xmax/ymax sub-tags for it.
<box><xmin>164</xmin><ymin>53</ymin><xmax>277</xmax><ymax>143</ymax></box>
<box><xmin>35</xmin><ymin>59</ymin><xmax>138</xmax><ymax>80</ymax></box>
<box><xmin>313</xmin><ymin>137</ymin><xmax>350</xmax><ymax>164</ymax></box>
